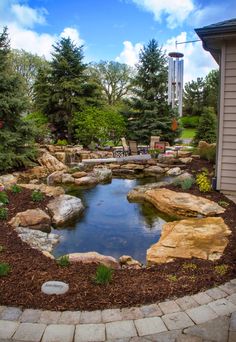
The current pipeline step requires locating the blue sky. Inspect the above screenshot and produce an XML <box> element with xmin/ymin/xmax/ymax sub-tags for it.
<box><xmin>1</xmin><ymin>0</ymin><xmax>235</xmax><ymax>82</ymax></box>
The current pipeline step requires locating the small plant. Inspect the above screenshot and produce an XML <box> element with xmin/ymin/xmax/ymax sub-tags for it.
<box><xmin>0</xmin><ymin>245</ymin><xmax>5</xmax><ymax>252</ymax></box>
<box><xmin>31</xmin><ymin>190</ymin><xmax>44</xmax><ymax>202</ymax></box>
<box><xmin>10</xmin><ymin>184</ymin><xmax>22</xmax><ymax>194</ymax></box>
<box><xmin>167</xmin><ymin>274</ymin><xmax>178</xmax><ymax>282</ymax></box>
<box><xmin>0</xmin><ymin>262</ymin><xmax>10</xmax><ymax>276</ymax></box>
<box><xmin>148</xmin><ymin>149</ymin><xmax>161</xmax><ymax>158</ymax></box>
<box><xmin>214</xmin><ymin>264</ymin><xmax>229</xmax><ymax>276</ymax></box>
<box><xmin>196</xmin><ymin>169</ymin><xmax>212</xmax><ymax>192</ymax></box>
<box><xmin>57</xmin><ymin>255</ymin><xmax>70</xmax><ymax>267</ymax></box>
<box><xmin>173</xmin><ymin>178</ymin><xmax>195</xmax><ymax>191</ymax></box>
<box><xmin>56</xmin><ymin>139</ymin><xmax>68</xmax><ymax>146</ymax></box>
<box><xmin>94</xmin><ymin>264</ymin><xmax>113</xmax><ymax>285</ymax></box>
<box><xmin>0</xmin><ymin>207</ymin><xmax>8</xmax><ymax>220</ymax></box>
<box><xmin>218</xmin><ymin>200</ymin><xmax>230</xmax><ymax>208</ymax></box>
<box><xmin>183</xmin><ymin>263</ymin><xmax>197</xmax><ymax>270</ymax></box>
<box><xmin>0</xmin><ymin>191</ymin><xmax>9</xmax><ymax>205</ymax></box>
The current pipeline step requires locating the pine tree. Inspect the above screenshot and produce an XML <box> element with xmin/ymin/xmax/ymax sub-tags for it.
<box><xmin>0</xmin><ymin>27</ymin><xmax>36</xmax><ymax>172</ymax></box>
<box><xmin>127</xmin><ymin>39</ymin><xmax>180</xmax><ymax>144</ymax></box>
<box><xmin>193</xmin><ymin>107</ymin><xmax>217</xmax><ymax>145</ymax></box>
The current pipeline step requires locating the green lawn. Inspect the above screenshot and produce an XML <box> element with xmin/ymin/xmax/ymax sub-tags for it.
<box><xmin>181</xmin><ymin>128</ymin><xmax>196</xmax><ymax>140</ymax></box>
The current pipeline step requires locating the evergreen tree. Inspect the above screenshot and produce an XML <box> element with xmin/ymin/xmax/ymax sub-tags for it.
<box><xmin>0</xmin><ymin>27</ymin><xmax>36</xmax><ymax>172</ymax></box>
<box><xmin>127</xmin><ymin>39</ymin><xmax>180</xmax><ymax>144</ymax></box>
<box><xmin>193</xmin><ymin>107</ymin><xmax>217</xmax><ymax>145</ymax></box>
<box><xmin>183</xmin><ymin>77</ymin><xmax>205</xmax><ymax>116</ymax></box>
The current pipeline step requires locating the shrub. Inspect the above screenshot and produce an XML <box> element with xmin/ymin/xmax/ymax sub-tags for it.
<box><xmin>0</xmin><ymin>207</ymin><xmax>8</xmax><ymax>220</ymax></box>
<box><xmin>31</xmin><ymin>190</ymin><xmax>44</xmax><ymax>202</ymax></box>
<box><xmin>0</xmin><ymin>191</ymin><xmax>9</xmax><ymax>205</ymax></box>
<box><xmin>196</xmin><ymin>170</ymin><xmax>212</xmax><ymax>192</ymax></box>
<box><xmin>56</xmin><ymin>139</ymin><xmax>68</xmax><ymax>146</ymax></box>
<box><xmin>173</xmin><ymin>178</ymin><xmax>195</xmax><ymax>191</ymax></box>
<box><xmin>193</xmin><ymin>107</ymin><xmax>217</xmax><ymax>145</ymax></box>
<box><xmin>198</xmin><ymin>141</ymin><xmax>216</xmax><ymax>162</ymax></box>
<box><xmin>0</xmin><ymin>262</ymin><xmax>10</xmax><ymax>276</ymax></box>
<box><xmin>10</xmin><ymin>184</ymin><xmax>22</xmax><ymax>194</ymax></box>
<box><xmin>57</xmin><ymin>255</ymin><xmax>70</xmax><ymax>267</ymax></box>
<box><xmin>94</xmin><ymin>264</ymin><xmax>113</xmax><ymax>285</ymax></box>
<box><xmin>218</xmin><ymin>200</ymin><xmax>230</xmax><ymax>208</ymax></box>
<box><xmin>180</xmin><ymin>116</ymin><xmax>199</xmax><ymax>128</ymax></box>
<box><xmin>182</xmin><ymin>263</ymin><xmax>197</xmax><ymax>270</ymax></box>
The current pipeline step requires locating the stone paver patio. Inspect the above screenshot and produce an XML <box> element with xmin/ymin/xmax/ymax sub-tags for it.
<box><xmin>1</xmin><ymin>279</ymin><xmax>236</xmax><ymax>341</ymax></box>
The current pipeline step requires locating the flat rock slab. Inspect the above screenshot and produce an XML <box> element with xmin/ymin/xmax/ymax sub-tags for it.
<box><xmin>41</xmin><ymin>281</ymin><xmax>69</xmax><ymax>295</ymax></box>
<box><xmin>147</xmin><ymin>217</ymin><xmax>231</xmax><ymax>264</ymax></box>
<box><xmin>128</xmin><ymin>188</ymin><xmax>225</xmax><ymax>219</ymax></box>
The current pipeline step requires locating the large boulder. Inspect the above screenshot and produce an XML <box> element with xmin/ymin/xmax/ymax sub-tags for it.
<box><xmin>67</xmin><ymin>252</ymin><xmax>120</xmax><ymax>269</ymax></box>
<box><xmin>144</xmin><ymin>166</ymin><xmax>165</xmax><ymax>175</ymax></box>
<box><xmin>128</xmin><ymin>188</ymin><xmax>225</xmax><ymax>219</ymax></box>
<box><xmin>38</xmin><ymin>151</ymin><xmax>68</xmax><ymax>173</ymax></box>
<box><xmin>47</xmin><ymin>171</ymin><xmax>74</xmax><ymax>185</ymax></box>
<box><xmin>19</xmin><ymin>183</ymin><xmax>64</xmax><ymax>197</ymax></box>
<box><xmin>147</xmin><ymin>217</ymin><xmax>231</xmax><ymax>265</ymax></box>
<box><xmin>47</xmin><ymin>194</ymin><xmax>84</xmax><ymax>226</ymax></box>
<box><xmin>166</xmin><ymin>167</ymin><xmax>182</xmax><ymax>176</ymax></box>
<box><xmin>72</xmin><ymin>171</ymin><xmax>88</xmax><ymax>178</ymax></box>
<box><xmin>93</xmin><ymin>168</ymin><xmax>112</xmax><ymax>182</ymax></box>
<box><xmin>119</xmin><ymin>255</ymin><xmax>142</xmax><ymax>269</ymax></box>
<box><xmin>18</xmin><ymin>166</ymin><xmax>48</xmax><ymax>181</ymax></box>
<box><xmin>9</xmin><ymin>209</ymin><xmax>51</xmax><ymax>233</ymax></box>
<box><xmin>74</xmin><ymin>176</ymin><xmax>98</xmax><ymax>186</ymax></box>
<box><xmin>0</xmin><ymin>174</ymin><xmax>19</xmax><ymax>189</ymax></box>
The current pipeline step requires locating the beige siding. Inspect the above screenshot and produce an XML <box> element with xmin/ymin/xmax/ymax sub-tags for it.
<box><xmin>218</xmin><ymin>41</ymin><xmax>236</xmax><ymax>195</ymax></box>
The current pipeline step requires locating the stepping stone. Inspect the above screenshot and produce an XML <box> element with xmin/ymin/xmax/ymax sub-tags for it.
<box><xmin>41</xmin><ymin>281</ymin><xmax>69</xmax><ymax>295</ymax></box>
<box><xmin>183</xmin><ymin>316</ymin><xmax>230</xmax><ymax>342</ymax></box>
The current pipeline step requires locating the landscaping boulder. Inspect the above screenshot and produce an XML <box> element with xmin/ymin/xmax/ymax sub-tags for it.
<box><xmin>15</xmin><ymin>227</ymin><xmax>59</xmax><ymax>252</ymax></box>
<box><xmin>128</xmin><ymin>188</ymin><xmax>225</xmax><ymax>219</ymax></box>
<box><xmin>67</xmin><ymin>251</ymin><xmax>120</xmax><ymax>269</ymax></box>
<box><xmin>19</xmin><ymin>183</ymin><xmax>65</xmax><ymax>197</ymax></box>
<box><xmin>174</xmin><ymin>172</ymin><xmax>194</xmax><ymax>184</ymax></box>
<box><xmin>119</xmin><ymin>255</ymin><xmax>142</xmax><ymax>269</ymax></box>
<box><xmin>93</xmin><ymin>168</ymin><xmax>112</xmax><ymax>182</ymax></box>
<box><xmin>0</xmin><ymin>174</ymin><xmax>18</xmax><ymax>189</ymax></box>
<box><xmin>19</xmin><ymin>166</ymin><xmax>48</xmax><ymax>181</ymax></box>
<box><xmin>179</xmin><ymin>157</ymin><xmax>193</xmax><ymax>164</ymax></box>
<box><xmin>38</xmin><ymin>151</ymin><xmax>68</xmax><ymax>173</ymax></box>
<box><xmin>9</xmin><ymin>209</ymin><xmax>51</xmax><ymax>233</ymax></box>
<box><xmin>47</xmin><ymin>194</ymin><xmax>84</xmax><ymax>226</ymax></box>
<box><xmin>74</xmin><ymin>176</ymin><xmax>98</xmax><ymax>186</ymax></box>
<box><xmin>147</xmin><ymin>217</ymin><xmax>231</xmax><ymax>265</ymax></box>
<box><xmin>121</xmin><ymin>164</ymin><xmax>145</xmax><ymax>171</ymax></box>
<box><xmin>72</xmin><ymin>171</ymin><xmax>88</xmax><ymax>178</ymax></box>
<box><xmin>47</xmin><ymin>171</ymin><xmax>74</xmax><ymax>185</ymax></box>
<box><xmin>144</xmin><ymin>166</ymin><xmax>165</xmax><ymax>175</ymax></box>
<box><xmin>166</xmin><ymin>167</ymin><xmax>182</xmax><ymax>176</ymax></box>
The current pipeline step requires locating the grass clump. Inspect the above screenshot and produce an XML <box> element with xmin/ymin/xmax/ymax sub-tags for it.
<box><xmin>94</xmin><ymin>264</ymin><xmax>113</xmax><ymax>285</ymax></box>
<box><xmin>57</xmin><ymin>255</ymin><xmax>70</xmax><ymax>267</ymax></box>
<box><xmin>0</xmin><ymin>191</ymin><xmax>9</xmax><ymax>205</ymax></box>
<box><xmin>31</xmin><ymin>190</ymin><xmax>44</xmax><ymax>202</ymax></box>
<box><xmin>0</xmin><ymin>263</ymin><xmax>11</xmax><ymax>276</ymax></box>
<box><xmin>214</xmin><ymin>264</ymin><xmax>229</xmax><ymax>276</ymax></box>
<box><xmin>167</xmin><ymin>274</ymin><xmax>178</xmax><ymax>282</ymax></box>
<box><xmin>0</xmin><ymin>245</ymin><xmax>5</xmax><ymax>252</ymax></box>
<box><xmin>0</xmin><ymin>207</ymin><xmax>8</xmax><ymax>220</ymax></box>
<box><xmin>10</xmin><ymin>184</ymin><xmax>22</xmax><ymax>194</ymax></box>
<box><xmin>218</xmin><ymin>200</ymin><xmax>230</xmax><ymax>208</ymax></box>
<box><xmin>182</xmin><ymin>263</ymin><xmax>197</xmax><ymax>270</ymax></box>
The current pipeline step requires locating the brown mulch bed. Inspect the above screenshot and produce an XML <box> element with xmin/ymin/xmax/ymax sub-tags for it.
<box><xmin>0</xmin><ymin>161</ymin><xmax>236</xmax><ymax>311</ymax></box>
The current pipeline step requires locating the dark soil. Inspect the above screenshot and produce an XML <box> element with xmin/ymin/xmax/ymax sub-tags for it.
<box><xmin>0</xmin><ymin>161</ymin><xmax>236</xmax><ymax>311</ymax></box>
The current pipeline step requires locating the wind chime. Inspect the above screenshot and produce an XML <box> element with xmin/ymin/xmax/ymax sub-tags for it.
<box><xmin>168</xmin><ymin>51</ymin><xmax>184</xmax><ymax>118</ymax></box>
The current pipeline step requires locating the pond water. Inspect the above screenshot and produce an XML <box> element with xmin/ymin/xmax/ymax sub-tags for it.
<box><xmin>52</xmin><ymin>177</ymin><xmax>172</xmax><ymax>264</ymax></box>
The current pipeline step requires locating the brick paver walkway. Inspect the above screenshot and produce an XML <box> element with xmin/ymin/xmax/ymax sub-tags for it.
<box><xmin>1</xmin><ymin>279</ymin><xmax>236</xmax><ymax>341</ymax></box>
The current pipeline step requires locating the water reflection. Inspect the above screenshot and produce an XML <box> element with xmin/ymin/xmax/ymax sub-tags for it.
<box><xmin>53</xmin><ymin>178</ymin><xmax>171</xmax><ymax>263</ymax></box>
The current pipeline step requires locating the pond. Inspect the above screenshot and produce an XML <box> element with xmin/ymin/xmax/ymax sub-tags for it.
<box><xmin>52</xmin><ymin>177</ymin><xmax>172</xmax><ymax>264</ymax></box>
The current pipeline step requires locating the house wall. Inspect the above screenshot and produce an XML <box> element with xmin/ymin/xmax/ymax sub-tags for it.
<box><xmin>217</xmin><ymin>40</ymin><xmax>236</xmax><ymax>195</ymax></box>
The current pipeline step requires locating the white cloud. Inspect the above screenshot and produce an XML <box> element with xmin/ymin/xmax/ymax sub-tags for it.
<box><xmin>11</xmin><ymin>3</ymin><xmax>47</xmax><ymax>28</ymax></box>
<box><xmin>0</xmin><ymin>1</ymin><xmax>84</xmax><ymax>59</ymax></box>
<box><xmin>131</xmin><ymin>0</ymin><xmax>195</xmax><ymax>28</ymax></box>
<box><xmin>60</xmin><ymin>27</ymin><xmax>84</xmax><ymax>46</ymax></box>
<box><xmin>163</xmin><ymin>32</ymin><xmax>218</xmax><ymax>83</ymax></box>
<box><xmin>115</xmin><ymin>41</ymin><xmax>143</xmax><ymax>66</ymax></box>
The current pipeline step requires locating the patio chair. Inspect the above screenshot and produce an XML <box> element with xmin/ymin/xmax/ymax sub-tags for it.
<box><xmin>128</xmin><ymin>140</ymin><xmax>139</xmax><ymax>155</ymax></box>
